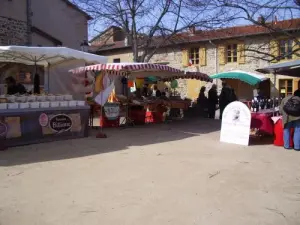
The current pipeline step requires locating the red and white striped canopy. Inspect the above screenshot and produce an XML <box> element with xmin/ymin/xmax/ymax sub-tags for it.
<box><xmin>163</xmin><ymin>72</ymin><xmax>212</xmax><ymax>82</ymax></box>
<box><xmin>69</xmin><ymin>63</ymin><xmax>212</xmax><ymax>82</ymax></box>
<box><xmin>69</xmin><ymin>62</ymin><xmax>182</xmax><ymax>77</ymax></box>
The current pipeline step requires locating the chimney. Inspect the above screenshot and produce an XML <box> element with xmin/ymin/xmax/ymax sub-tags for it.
<box><xmin>257</xmin><ymin>15</ymin><xmax>265</xmax><ymax>24</ymax></box>
<box><xmin>124</xmin><ymin>37</ymin><xmax>129</xmax><ymax>46</ymax></box>
<box><xmin>274</xmin><ymin>15</ymin><xmax>278</xmax><ymax>25</ymax></box>
<box><xmin>188</xmin><ymin>26</ymin><xmax>196</xmax><ymax>35</ymax></box>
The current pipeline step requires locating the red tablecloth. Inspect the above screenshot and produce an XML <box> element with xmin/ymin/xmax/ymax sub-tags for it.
<box><xmin>251</xmin><ymin>110</ymin><xmax>274</xmax><ymax>135</ymax></box>
<box><xmin>273</xmin><ymin>118</ymin><xmax>294</xmax><ymax>147</ymax></box>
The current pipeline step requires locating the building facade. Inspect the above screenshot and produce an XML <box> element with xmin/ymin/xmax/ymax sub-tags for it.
<box><xmin>0</xmin><ymin>0</ymin><xmax>91</xmax><ymax>49</ymax></box>
<box><xmin>91</xmin><ymin>19</ymin><xmax>300</xmax><ymax>100</ymax></box>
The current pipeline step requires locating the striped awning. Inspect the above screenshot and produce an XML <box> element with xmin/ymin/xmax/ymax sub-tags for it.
<box><xmin>69</xmin><ymin>62</ymin><xmax>182</xmax><ymax>76</ymax></box>
<box><xmin>69</xmin><ymin>63</ymin><xmax>212</xmax><ymax>82</ymax></box>
<box><xmin>163</xmin><ymin>72</ymin><xmax>212</xmax><ymax>82</ymax></box>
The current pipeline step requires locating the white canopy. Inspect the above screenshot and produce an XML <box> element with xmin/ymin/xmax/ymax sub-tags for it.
<box><xmin>0</xmin><ymin>46</ymin><xmax>107</xmax><ymax>66</ymax></box>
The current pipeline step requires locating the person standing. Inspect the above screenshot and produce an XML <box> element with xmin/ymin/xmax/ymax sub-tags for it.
<box><xmin>219</xmin><ymin>81</ymin><xmax>232</xmax><ymax>119</ymax></box>
<box><xmin>208</xmin><ymin>84</ymin><xmax>218</xmax><ymax>119</ymax></box>
<box><xmin>279</xmin><ymin>91</ymin><xmax>300</xmax><ymax>151</ymax></box>
<box><xmin>197</xmin><ymin>86</ymin><xmax>208</xmax><ymax>117</ymax></box>
<box><xmin>5</xmin><ymin>76</ymin><xmax>27</xmax><ymax>95</ymax></box>
<box><xmin>152</xmin><ymin>85</ymin><xmax>161</xmax><ymax>97</ymax></box>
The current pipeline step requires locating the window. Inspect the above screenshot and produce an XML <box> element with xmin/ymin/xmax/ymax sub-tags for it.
<box><xmin>226</xmin><ymin>44</ymin><xmax>238</xmax><ymax>63</ymax></box>
<box><xmin>279</xmin><ymin>79</ymin><xmax>293</xmax><ymax>98</ymax></box>
<box><xmin>113</xmin><ymin>58</ymin><xmax>120</xmax><ymax>63</ymax></box>
<box><xmin>189</xmin><ymin>48</ymin><xmax>199</xmax><ymax>65</ymax></box>
<box><xmin>279</xmin><ymin>39</ymin><xmax>293</xmax><ymax>60</ymax></box>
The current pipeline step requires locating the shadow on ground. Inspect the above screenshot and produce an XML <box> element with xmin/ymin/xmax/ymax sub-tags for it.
<box><xmin>0</xmin><ymin>118</ymin><xmax>221</xmax><ymax>167</ymax></box>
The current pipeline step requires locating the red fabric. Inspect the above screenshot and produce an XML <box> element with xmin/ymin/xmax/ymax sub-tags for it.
<box><xmin>100</xmin><ymin>116</ymin><xmax>119</xmax><ymax>128</ymax></box>
<box><xmin>251</xmin><ymin>112</ymin><xmax>274</xmax><ymax>135</ymax></box>
<box><xmin>273</xmin><ymin>118</ymin><xmax>294</xmax><ymax>147</ymax></box>
<box><xmin>127</xmin><ymin>80</ymin><xmax>134</xmax><ymax>88</ymax></box>
<box><xmin>145</xmin><ymin>111</ymin><xmax>164</xmax><ymax>123</ymax></box>
<box><xmin>129</xmin><ymin>110</ymin><xmax>146</xmax><ymax>125</ymax></box>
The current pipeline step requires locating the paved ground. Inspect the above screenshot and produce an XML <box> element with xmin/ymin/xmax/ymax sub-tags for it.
<box><xmin>0</xmin><ymin>118</ymin><xmax>300</xmax><ymax>225</ymax></box>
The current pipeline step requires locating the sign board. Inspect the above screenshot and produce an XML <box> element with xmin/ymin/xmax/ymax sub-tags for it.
<box><xmin>220</xmin><ymin>101</ymin><xmax>251</xmax><ymax>146</ymax></box>
<box><xmin>104</xmin><ymin>103</ymin><xmax>120</xmax><ymax>120</ymax></box>
<box><xmin>49</xmin><ymin>114</ymin><xmax>72</xmax><ymax>132</ymax></box>
<box><xmin>39</xmin><ymin>113</ymin><xmax>49</xmax><ymax>127</ymax></box>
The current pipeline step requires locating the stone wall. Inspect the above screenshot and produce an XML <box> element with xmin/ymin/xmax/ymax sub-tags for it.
<box><xmin>0</xmin><ymin>16</ymin><xmax>27</xmax><ymax>45</ymax></box>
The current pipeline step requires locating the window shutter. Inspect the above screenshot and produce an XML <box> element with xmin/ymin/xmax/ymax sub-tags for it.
<box><xmin>199</xmin><ymin>47</ymin><xmax>206</xmax><ymax>66</ymax></box>
<box><xmin>237</xmin><ymin>43</ymin><xmax>245</xmax><ymax>64</ymax></box>
<box><xmin>293</xmin><ymin>38</ymin><xmax>300</xmax><ymax>59</ymax></box>
<box><xmin>218</xmin><ymin>45</ymin><xmax>226</xmax><ymax>65</ymax></box>
<box><xmin>270</xmin><ymin>40</ymin><xmax>279</xmax><ymax>63</ymax></box>
<box><xmin>182</xmin><ymin>49</ymin><xmax>189</xmax><ymax>67</ymax></box>
<box><xmin>294</xmin><ymin>78</ymin><xmax>300</xmax><ymax>93</ymax></box>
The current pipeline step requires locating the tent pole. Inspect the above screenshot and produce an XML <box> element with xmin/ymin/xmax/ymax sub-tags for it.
<box><xmin>273</xmin><ymin>72</ymin><xmax>277</xmax><ymax>116</ymax></box>
<box><xmin>47</xmin><ymin>63</ymin><xmax>50</xmax><ymax>93</ymax></box>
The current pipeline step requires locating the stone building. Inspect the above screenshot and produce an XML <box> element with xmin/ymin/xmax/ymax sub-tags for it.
<box><xmin>0</xmin><ymin>0</ymin><xmax>91</xmax><ymax>49</ymax></box>
<box><xmin>90</xmin><ymin>18</ymin><xmax>300</xmax><ymax>100</ymax></box>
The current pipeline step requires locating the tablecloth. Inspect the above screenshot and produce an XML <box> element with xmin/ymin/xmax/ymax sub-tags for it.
<box><xmin>251</xmin><ymin>110</ymin><xmax>275</xmax><ymax>135</ymax></box>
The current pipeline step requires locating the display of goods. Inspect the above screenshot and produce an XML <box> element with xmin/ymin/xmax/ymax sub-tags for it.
<box><xmin>77</xmin><ymin>101</ymin><xmax>85</xmax><ymax>106</ymax></box>
<box><xmin>20</xmin><ymin>102</ymin><xmax>30</xmax><ymax>109</ymax></box>
<box><xmin>6</xmin><ymin>95</ymin><xmax>16</xmax><ymax>103</ymax></box>
<box><xmin>64</xmin><ymin>95</ymin><xmax>73</xmax><ymax>101</ymax></box>
<box><xmin>40</xmin><ymin>102</ymin><xmax>50</xmax><ymax>108</ymax></box>
<box><xmin>0</xmin><ymin>103</ymin><xmax>7</xmax><ymax>110</ymax></box>
<box><xmin>36</xmin><ymin>95</ymin><xmax>46</xmax><ymax>102</ymax></box>
<box><xmin>69</xmin><ymin>100</ymin><xmax>77</xmax><ymax>107</ymax></box>
<box><xmin>27</xmin><ymin>95</ymin><xmax>37</xmax><ymax>102</ymax></box>
<box><xmin>55</xmin><ymin>95</ymin><xmax>64</xmax><ymax>101</ymax></box>
<box><xmin>0</xmin><ymin>98</ymin><xmax>7</xmax><ymax>103</ymax></box>
<box><xmin>50</xmin><ymin>102</ymin><xmax>59</xmax><ymax>108</ymax></box>
<box><xmin>16</xmin><ymin>95</ymin><xmax>27</xmax><ymax>103</ymax></box>
<box><xmin>30</xmin><ymin>102</ymin><xmax>40</xmax><ymax>108</ymax></box>
<box><xmin>8</xmin><ymin>103</ymin><xmax>19</xmax><ymax>109</ymax></box>
<box><xmin>59</xmin><ymin>101</ymin><xmax>68</xmax><ymax>107</ymax></box>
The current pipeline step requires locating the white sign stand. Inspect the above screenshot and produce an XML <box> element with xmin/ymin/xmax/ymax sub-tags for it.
<box><xmin>220</xmin><ymin>101</ymin><xmax>251</xmax><ymax>146</ymax></box>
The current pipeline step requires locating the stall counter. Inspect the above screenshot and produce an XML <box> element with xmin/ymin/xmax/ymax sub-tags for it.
<box><xmin>0</xmin><ymin>106</ymin><xmax>89</xmax><ymax>149</ymax></box>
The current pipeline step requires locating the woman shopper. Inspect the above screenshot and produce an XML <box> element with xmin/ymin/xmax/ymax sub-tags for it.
<box><xmin>197</xmin><ymin>86</ymin><xmax>208</xmax><ymax>117</ymax></box>
<box><xmin>279</xmin><ymin>91</ymin><xmax>300</xmax><ymax>151</ymax></box>
<box><xmin>208</xmin><ymin>84</ymin><xmax>218</xmax><ymax>119</ymax></box>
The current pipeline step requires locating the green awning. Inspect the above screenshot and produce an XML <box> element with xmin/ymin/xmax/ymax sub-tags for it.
<box><xmin>210</xmin><ymin>70</ymin><xmax>268</xmax><ymax>86</ymax></box>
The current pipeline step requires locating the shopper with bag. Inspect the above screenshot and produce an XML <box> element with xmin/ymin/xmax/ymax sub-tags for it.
<box><xmin>279</xmin><ymin>91</ymin><xmax>300</xmax><ymax>151</ymax></box>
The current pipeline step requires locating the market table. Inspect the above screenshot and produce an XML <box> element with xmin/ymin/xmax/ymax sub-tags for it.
<box><xmin>0</xmin><ymin>106</ymin><xmax>89</xmax><ymax>149</ymax></box>
<box><xmin>251</xmin><ymin>109</ymin><xmax>278</xmax><ymax>135</ymax></box>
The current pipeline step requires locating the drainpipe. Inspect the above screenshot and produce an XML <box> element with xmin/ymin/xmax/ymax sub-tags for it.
<box><xmin>26</xmin><ymin>0</ymin><xmax>32</xmax><ymax>46</ymax></box>
<box><xmin>209</xmin><ymin>40</ymin><xmax>219</xmax><ymax>88</ymax></box>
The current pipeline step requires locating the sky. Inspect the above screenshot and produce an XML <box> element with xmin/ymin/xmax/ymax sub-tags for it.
<box><xmin>71</xmin><ymin>0</ymin><xmax>300</xmax><ymax>41</ymax></box>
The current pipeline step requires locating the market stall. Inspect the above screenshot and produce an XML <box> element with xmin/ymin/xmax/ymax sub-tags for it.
<box><xmin>210</xmin><ymin>70</ymin><xmax>270</xmax><ymax>101</ymax></box>
<box><xmin>211</xmin><ymin>70</ymin><xmax>278</xmax><ymax>137</ymax></box>
<box><xmin>0</xmin><ymin>46</ymin><xmax>107</xmax><ymax>149</ymax></box>
<box><xmin>69</xmin><ymin>63</ymin><xmax>212</xmax><ymax>127</ymax></box>
<box><xmin>256</xmin><ymin>60</ymin><xmax>300</xmax><ymax>147</ymax></box>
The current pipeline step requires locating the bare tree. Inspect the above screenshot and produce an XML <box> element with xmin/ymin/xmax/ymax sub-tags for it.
<box><xmin>71</xmin><ymin>0</ymin><xmax>236</xmax><ymax>62</ymax></box>
<box><xmin>189</xmin><ymin>0</ymin><xmax>300</xmax><ymax>62</ymax></box>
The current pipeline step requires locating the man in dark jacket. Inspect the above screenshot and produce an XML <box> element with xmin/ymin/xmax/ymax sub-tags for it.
<box><xmin>5</xmin><ymin>76</ymin><xmax>27</xmax><ymax>95</ymax></box>
<box><xmin>208</xmin><ymin>84</ymin><xmax>218</xmax><ymax>119</ymax></box>
<box><xmin>219</xmin><ymin>81</ymin><xmax>236</xmax><ymax>119</ymax></box>
<box><xmin>279</xmin><ymin>91</ymin><xmax>300</xmax><ymax>151</ymax></box>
